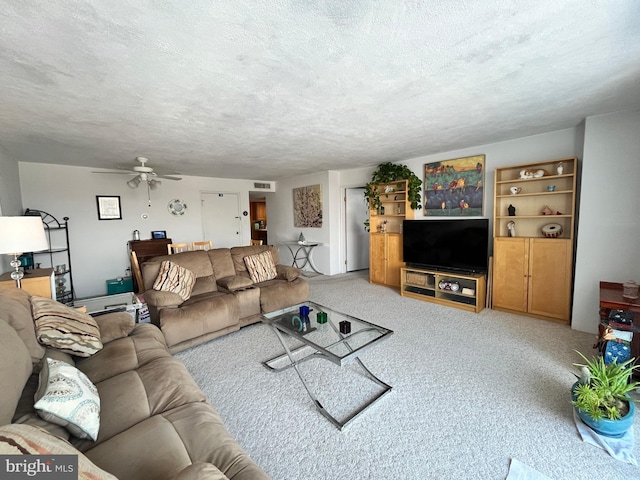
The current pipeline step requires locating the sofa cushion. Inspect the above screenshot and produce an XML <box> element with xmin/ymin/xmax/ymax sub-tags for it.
<box><xmin>76</xmin><ymin>323</ymin><xmax>170</xmax><ymax>385</ymax></box>
<box><xmin>217</xmin><ymin>275</ymin><xmax>254</xmax><ymax>291</ymax></box>
<box><xmin>31</xmin><ymin>296</ymin><xmax>103</xmax><ymax>357</ymax></box>
<box><xmin>145</xmin><ymin>289</ymin><xmax>185</xmax><ymax>307</ymax></box>
<box><xmin>94</xmin><ymin>312</ymin><xmax>135</xmax><ymax>343</ymax></box>
<box><xmin>230</xmin><ymin>245</ymin><xmax>280</xmax><ymax>279</ymax></box>
<box><xmin>0</xmin><ymin>288</ymin><xmax>45</xmax><ymax>364</ymax></box>
<box><xmin>276</xmin><ymin>264</ymin><xmax>302</xmax><ymax>282</ymax></box>
<box><xmin>244</xmin><ymin>251</ymin><xmax>277</xmax><ymax>283</ymax></box>
<box><xmin>172</xmin><ymin>462</ymin><xmax>230</xmax><ymax>480</ymax></box>
<box><xmin>159</xmin><ymin>294</ymin><xmax>239</xmax><ymax>350</ymax></box>
<box><xmin>153</xmin><ymin>261</ymin><xmax>197</xmax><ymax>301</ymax></box>
<box><xmin>34</xmin><ymin>358</ymin><xmax>101</xmax><ymax>441</ymax></box>
<box><xmin>0</xmin><ymin>319</ymin><xmax>33</xmax><ymax>426</ymax></box>
<box><xmin>0</xmin><ymin>424</ymin><xmax>117</xmax><ymax>479</ymax></box>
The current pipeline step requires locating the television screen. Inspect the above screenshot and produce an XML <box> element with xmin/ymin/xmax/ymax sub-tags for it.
<box><xmin>403</xmin><ymin>219</ymin><xmax>489</xmax><ymax>273</ymax></box>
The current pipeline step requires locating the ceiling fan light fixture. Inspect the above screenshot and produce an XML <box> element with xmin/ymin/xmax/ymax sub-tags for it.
<box><xmin>127</xmin><ymin>176</ymin><xmax>141</xmax><ymax>189</ymax></box>
<box><xmin>148</xmin><ymin>179</ymin><xmax>161</xmax><ymax>190</ymax></box>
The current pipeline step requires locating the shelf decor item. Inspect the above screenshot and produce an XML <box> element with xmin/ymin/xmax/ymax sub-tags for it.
<box><xmin>623</xmin><ymin>281</ymin><xmax>639</xmax><ymax>300</ymax></box>
<box><xmin>423</xmin><ymin>154</ymin><xmax>484</xmax><ymax>216</ymax></box>
<box><xmin>571</xmin><ymin>350</ymin><xmax>639</xmax><ymax>438</ymax></box>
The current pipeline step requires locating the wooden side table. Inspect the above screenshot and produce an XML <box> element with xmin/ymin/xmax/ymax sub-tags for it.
<box><xmin>599</xmin><ymin>281</ymin><xmax>640</xmax><ymax>376</ymax></box>
<box><xmin>0</xmin><ymin>268</ymin><xmax>55</xmax><ymax>299</ymax></box>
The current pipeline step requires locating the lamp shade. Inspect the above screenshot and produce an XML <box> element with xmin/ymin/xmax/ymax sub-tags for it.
<box><xmin>0</xmin><ymin>216</ymin><xmax>49</xmax><ymax>255</ymax></box>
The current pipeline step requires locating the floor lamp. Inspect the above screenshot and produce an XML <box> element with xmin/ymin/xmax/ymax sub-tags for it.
<box><xmin>0</xmin><ymin>216</ymin><xmax>49</xmax><ymax>288</ymax></box>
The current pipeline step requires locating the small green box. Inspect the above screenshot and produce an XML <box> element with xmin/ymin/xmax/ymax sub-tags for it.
<box><xmin>106</xmin><ymin>277</ymin><xmax>133</xmax><ymax>295</ymax></box>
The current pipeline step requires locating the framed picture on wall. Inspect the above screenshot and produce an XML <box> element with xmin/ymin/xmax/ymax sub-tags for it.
<box><xmin>96</xmin><ymin>195</ymin><xmax>122</xmax><ymax>220</ymax></box>
<box><xmin>423</xmin><ymin>154</ymin><xmax>485</xmax><ymax>216</ymax></box>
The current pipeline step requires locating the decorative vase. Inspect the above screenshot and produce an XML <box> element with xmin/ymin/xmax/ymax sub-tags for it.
<box><xmin>298</xmin><ymin>232</ymin><xmax>306</xmax><ymax>244</ymax></box>
<box><xmin>571</xmin><ymin>382</ymin><xmax>635</xmax><ymax>438</ymax></box>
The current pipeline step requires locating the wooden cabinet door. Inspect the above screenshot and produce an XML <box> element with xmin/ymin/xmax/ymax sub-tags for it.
<box><xmin>385</xmin><ymin>234</ymin><xmax>403</xmax><ymax>287</ymax></box>
<box><xmin>492</xmin><ymin>238</ymin><xmax>529</xmax><ymax>313</ymax></box>
<box><xmin>369</xmin><ymin>233</ymin><xmax>387</xmax><ymax>284</ymax></box>
<box><xmin>528</xmin><ymin>239</ymin><xmax>571</xmax><ymax>322</ymax></box>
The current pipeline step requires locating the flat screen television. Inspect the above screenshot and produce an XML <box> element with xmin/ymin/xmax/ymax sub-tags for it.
<box><xmin>403</xmin><ymin>219</ymin><xmax>489</xmax><ymax>273</ymax></box>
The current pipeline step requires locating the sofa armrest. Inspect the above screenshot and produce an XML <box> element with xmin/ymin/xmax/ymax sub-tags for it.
<box><xmin>93</xmin><ymin>312</ymin><xmax>135</xmax><ymax>343</ymax></box>
<box><xmin>217</xmin><ymin>275</ymin><xmax>254</xmax><ymax>291</ymax></box>
<box><xmin>143</xmin><ymin>289</ymin><xmax>184</xmax><ymax>307</ymax></box>
<box><xmin>276</xmin><ymin>264</ymin><xmax>302</xmax><ymax>282</ymax></box>
<box><xmin>170</xmin><ymin>463</ymin><xmax>229</xmax><ymax>480</ymax></box>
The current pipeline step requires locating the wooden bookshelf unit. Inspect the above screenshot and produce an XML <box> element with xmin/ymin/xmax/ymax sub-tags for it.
<box><xmin>401</xmin><ymin>266</ymin><xmax>486</xmax><ymax>313</ymax></box>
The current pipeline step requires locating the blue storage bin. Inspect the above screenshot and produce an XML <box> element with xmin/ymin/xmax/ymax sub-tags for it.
<box><xmin>106</xmin><ymin>277</ymin><xmax>133</xmax><ymax>295</ymax></box>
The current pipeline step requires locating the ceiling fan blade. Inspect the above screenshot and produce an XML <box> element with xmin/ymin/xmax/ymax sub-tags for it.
<box><xmin>157</xmin><ymin>175</ymin><xmax>182</xmax><ymax>181</ymax></box>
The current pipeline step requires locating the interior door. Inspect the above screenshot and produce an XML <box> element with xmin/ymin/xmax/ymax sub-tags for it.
<box><xmin>201</xmin><ymin>193</ymin><xmax>242</xmax><ymax>248</ymax></box>
<box><xmin>345</xmin><ymin>187</ymin><xmax>370</xmax><ymax>271</ymax></box>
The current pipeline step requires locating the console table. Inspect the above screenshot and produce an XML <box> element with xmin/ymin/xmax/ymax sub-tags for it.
<box><xmin>280</xmin><ymin>241</ymin><xmax>323</xmax><ymax>275</ymax></box>
<box><xmin>599</xmin><ymin>281</ymin><xmax>640</xmax><ymax>377</ymax></box>
<box><xmin>0</xmin><ymin>268</ymin><xmax>55</xmax><ymax>299</ymax></box>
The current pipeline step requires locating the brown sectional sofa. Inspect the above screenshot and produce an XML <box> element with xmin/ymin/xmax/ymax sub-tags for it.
<box><xmin>141</xmin><ymin>244</ymin><xmax>309</xmax><ymax>353</ymax></box>
<box><xmin>0</xmin><ymin>287</ymin><xmax>270</xmax><ymax>480</ymax></box>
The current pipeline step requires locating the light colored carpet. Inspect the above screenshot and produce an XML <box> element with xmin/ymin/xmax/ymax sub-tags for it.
<box><xmin>176</xmin><ymin>271</ymin><xmax>639</xmax><ymax>480</ymax></box>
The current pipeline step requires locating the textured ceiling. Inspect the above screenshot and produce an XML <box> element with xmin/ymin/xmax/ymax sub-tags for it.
<box><xmin>1</xmin><ymin>1</ymin><xmax>639</xmax><ymax>181</ymax></box>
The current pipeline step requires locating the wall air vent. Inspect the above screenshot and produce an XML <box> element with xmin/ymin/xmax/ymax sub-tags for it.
<box><xmin>253</xmin><ymin>182</ymin><xmax>271</xmax><ymax>189</ymax></box>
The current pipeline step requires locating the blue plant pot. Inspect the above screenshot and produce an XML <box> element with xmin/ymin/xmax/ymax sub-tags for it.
<box><xmin>571</xmin><ymin>381</ymin><xmax>636</xmax><ymax>438</ymax></box>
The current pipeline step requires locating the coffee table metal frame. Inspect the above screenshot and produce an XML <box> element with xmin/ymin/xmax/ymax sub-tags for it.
<box><xmin>261</xmin><ymin>302</ymin><xmax>393</xmax><ymax>430</ymax></box>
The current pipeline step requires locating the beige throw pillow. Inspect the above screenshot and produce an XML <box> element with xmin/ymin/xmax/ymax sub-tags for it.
<box><xmin>31</xmin><ymin>296</ymin><xmax>103</xmax><ymax>357</ymax></box>
<box><xmin>244</xmin><ymin>251</ymin><xmax>277</xmax><ymax>283</ymax></box>
<box><xmin>153</xmin><ymin>260</ymin><xmax>196</xmax><ymax>301</ymax></box>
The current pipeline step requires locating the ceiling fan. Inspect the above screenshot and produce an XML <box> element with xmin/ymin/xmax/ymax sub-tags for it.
<box><xmin>93</xmin><ymin>156</ymin><xmax>182</xmax><ymax>206</ymax></box>
<box><xmin>93</xmin><ymin>156</ymin><xmax>182</xmax><ymax>189</ymax></box>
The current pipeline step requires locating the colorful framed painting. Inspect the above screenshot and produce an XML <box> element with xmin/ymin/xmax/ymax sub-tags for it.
<box><xmin>423</xmin><ymin>154</ymin><xmax>485</xmax><ymax>216</ymax></box>
<box><xmin>293</xmin><ymin>184</ymin><xmax>323</xmax><ymax>227</ymax></box>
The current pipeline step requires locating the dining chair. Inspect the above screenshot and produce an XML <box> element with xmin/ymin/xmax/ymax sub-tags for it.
<box><xmin>167</xmin><ymin>243</ymin><xmax>191</xmax><ymax>254</ymax></box>
<box><xmin>192</xmin><ymin>240</ymin><xmax>213</xmax><ymax>251</ymax></box>
<box><xmin>250</xmin><ymin>239</ymin><xmax>263</xmax><ymax>246</ymax></box>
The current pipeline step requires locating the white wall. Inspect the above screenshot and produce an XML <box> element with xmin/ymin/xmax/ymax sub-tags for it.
<box><xmin>268</xmin><ymin>171</ymin><xmax>338</xmax><ymax>274</ymax></box>
<box><xmin>19</xmin><ymin>162</ymin><xmax>260</xmax><ymax>298</ymax></box>
<box><xmin>572</xmin><ymin>109</ymin><xmax>640</xmax><ymax>334</ymax></box>
<box><xmin>0</xmin><ymin>147</ymin><xmax>24</xmax><ymax>272</ymax></box>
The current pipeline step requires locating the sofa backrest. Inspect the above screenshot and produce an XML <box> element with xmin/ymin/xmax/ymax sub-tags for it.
<box><xmin>0</xmin><ymin>288</ymin><xmax>45</xmax><ymax>365</ymax></box>
<box><xmin>142</xmin><ymin>250</ymin><xmax>217</xmax><ymax>295</ymax></box>
<box><xmin>207</xmin><ymin>248</ymin><xmax>236</xmax><ymax>279</ymax></box>
<box><xmin>0</xmin><ymin>317</ymin><xmax>33</xmax><ymax>426</ymax></box>
<box><xmin>230</xmin><ymin>245</ymin><xmax>280</xmax><ymax>279</ymax></box>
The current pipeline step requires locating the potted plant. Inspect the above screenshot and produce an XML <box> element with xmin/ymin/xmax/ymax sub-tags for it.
<box><xmin>571</xmin><ymin>350</ymin><xmax>639</xmax><ymax>437</ymax></box>
<box><xmin>364</xmin><ymin>162</ymin><xmax>422</xmax><ymax>212</ymax></box>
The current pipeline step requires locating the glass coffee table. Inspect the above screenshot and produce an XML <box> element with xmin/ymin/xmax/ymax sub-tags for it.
<box><xmin>261</xmin><ymin>301</ymin><xmax>393</xmax><ymax>430</ymax></box>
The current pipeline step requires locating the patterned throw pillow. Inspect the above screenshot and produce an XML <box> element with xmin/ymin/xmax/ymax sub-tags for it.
<box><xmin>31</xmin><ymin>296</ymin><xmax>103</xmax><ymax>357</ymax></box>
<box><xmin>244</xmin><ymin>251</ymin><xmax>277</xmax><ymax>283</ymax></box>
<box><xmin>152</xmin><ymin>260</ymin><xmax>196</xmax><ymax>301</ymax></box>
<box><xmin>0</xmin><ymin>424</ymin><xmax>116</xmax><ymax>479</ymax></box>
<box><xmin>34</xmin><ymin>358</ymin><xmax>101</xmax><ymax>441</ymax></box>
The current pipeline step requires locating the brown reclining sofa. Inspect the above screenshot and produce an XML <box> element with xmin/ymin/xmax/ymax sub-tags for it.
<box><xmin>0</xmin><ymin>287</ymin><xmax>270</xmax><ymax>479</ymax></box>
<box><xmin>141</xmin><ymin>244</ymin><xmax>309</xmax><ymax>353</ymax></box>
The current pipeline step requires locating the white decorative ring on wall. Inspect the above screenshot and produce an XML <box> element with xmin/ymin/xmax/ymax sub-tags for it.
<box><xmin>168</xmin><ymin>199</ymin><xmax>187</xmax><ymax>216</ymax></box>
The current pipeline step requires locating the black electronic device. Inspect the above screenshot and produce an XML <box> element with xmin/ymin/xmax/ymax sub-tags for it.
<box><xmin>402</xmin><ymin>218</ymin><xmax>489</xmax><ymax>273</ymax></box>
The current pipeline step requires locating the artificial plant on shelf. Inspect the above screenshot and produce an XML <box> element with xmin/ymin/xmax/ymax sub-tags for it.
<box><xmin>364</xmin><ymin>163</ymin><xmax>422</xmax><ymax>230</ymax></box>
<box><xmin>571</xmin><ymin>350</ymin><xmax>639</xmax><ymax>437</ymax></box>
